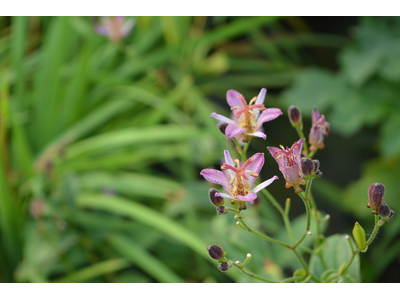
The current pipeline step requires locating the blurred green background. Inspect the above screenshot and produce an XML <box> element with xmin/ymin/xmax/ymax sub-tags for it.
<box><xmin>0</xmin><ymin>16</ymin><xmax>399</xmax><ymax>283</ymax></box>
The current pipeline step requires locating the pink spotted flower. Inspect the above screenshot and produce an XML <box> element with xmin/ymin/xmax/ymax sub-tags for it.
<box><xmin>309</xmin><ymin>108</ymin><xmax>330</xmax><ymax>152</ymax></box>
<box><xmin>268</xmin><ymin>139</ymin><xmax>306</xmax><ymax>194</ymax></box>
<box><xmin>200</xmin><ymin>150</ymin><xmax>278</xmax><ymax>204</ymax></box>
<box><xmin>95</xmin><ymin>16</ymin><xmax>135</xmax><ymax>43</ymax></box>
<box><xmin>211</xmin><ymin>88</ymin><xmax>282</xmax><ymax>145</ymax></box>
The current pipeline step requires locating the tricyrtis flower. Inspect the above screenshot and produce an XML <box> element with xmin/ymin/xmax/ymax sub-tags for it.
<box><xmin>309</xmin><ymin>108</ymin><xmax>330</xmax><ymax>152</ymax></box>
<box><xmin>268</xmin><ymin>139</ymin><xmax>306</xmax><ymax>194</ymax></box>
<box><xmin>95</xmin><ymin>16</ymin><xmax>135</xmax><ymax>43</ymax></box>
<box><xmin>200</xmin><ymin>150</ymin><xmax>278</xmax><ymax>204</ymax></box>
<box><xmin>211</xmin><ymin>88</ymin><xmax>282</xmax><ymax>145</ymax></box>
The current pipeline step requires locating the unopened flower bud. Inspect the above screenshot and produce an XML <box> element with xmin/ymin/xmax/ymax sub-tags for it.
<box><xmin>207</xmin><ymin>245</ymin><xmax>225</xmax><ymax>260</ymax></box>
<box><xmin>386</xmin><ymin>210</ymin><xmax>395</xmax><ymax>222</ymax></box>
<box><xmin>368</xmin><ymin>183</ymin><xmax>385</xmax><ymax>211</ymax></box>
<box><xmin>378</xmin><ymin>202</ymin><xmax>391</xmax><ymax>218</ymax></box>
<box><xmin>216</xmin><ymin>206</ymin><xmax>228</xmax><ymax>215</ymax></box>
<box><xmin>312</xmin><ymin>159</ymin><xmax>320</xmax><ymax>172</ymax></box>
<box><xmin>288</xmin><ymin>106</ymin><xmax>302</xmax><ymax>127</ymax></box>
<box><xmin>314</xmin><ymin>170</ymin><xmax>323</xmax><ymax>178</ymax></box>
<box><xmin>218</xmin><ymin>261</ymin><xmax>233</xmax><ymax>272</ymax></box>
<box><xmin>209</xmin><ymin>188</ymin><xmax>224</xmax><ymax>207</ymax></box>
<box><xmin>217</xmin><ymin>123</ymin><xmax>229</xmax><ymax>135</ymax></box>
<box><xmin>301</xmin><ymin>157</ymin><xmax>314</xmax><ymax>177</ymax></box>
<box><xmin>352</xmin><ymin>222</ymin><xmax>367</xmax><ymax>251</ymax></box>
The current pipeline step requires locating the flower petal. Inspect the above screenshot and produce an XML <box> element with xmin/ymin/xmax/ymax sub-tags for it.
<box><xmin>223</xmin><ymin>150</ymin><xmax>235</xmax><ymax>179</ymax></box>
<box><xmin>292</xmin><ymin>138</ymin><xmax>305</xmax><ymax>161</ymax></box>
<box><xmin>121</xmin><ymin>18</ymin><xmax>135</xmax><ymax>36</ymax></box>
<box><xmin>312</xmin><ymin>107</ymin><xmax>320</xmax><ymax>124</ymax></box>
<box><xmin>95</xmin><ymin>25</ymin><xmax>109</xmax><ymax>36</ymax></box>
<box><xmin>248</xmin><ymin>131</ymin><xmax>266</xmax><ymax>140</ymax></box>
<box><xmin>256</xmin><ymin>108</ymin><xmax>283</xmax><ymax>130</ymax></box>
<box><xmin>215</xmin><ymin>192</ymin><xmax>234</xmax><ymax>200</ymax></box>
<box><xmin>267</xmin><ymin>147</ymin><xmax>286</xmax><ymax>171</ymax></box>
<box><xmin>200</xmin><ymin>169</ymin><xmax>231</xmax><ymax>195</ymax></box>
<box><xmin>211</xmin><ymin>112</ymin><xmax>235</xmax><ymax>125</ymax></box>
<box><xmin>245</xmin><ymin>153</ymin><xmax>264</xmax><ymax>188</ymax></box>
<box><xmin>253</xmin><ymin>88</ymin><xmax>267</xmax><ymax>119</ymax></box>
<box><xmin>237</xmin><ymin>192</ymin><xmax>257</xmax><ymax>203</ymax></box>
<box><xmin>226</xmin><ymin>123</ymin><xmax>245</xmax><ymax>138</ymax></box>
<box><xmin>226</xmin><ymin>89</ymin><xmax>242</xmax><ymax>110</ymax></box>
<box><xmin>253</xmin><ymin>176</ymin><xmax>279</xmax><ymax>193</ymax></box>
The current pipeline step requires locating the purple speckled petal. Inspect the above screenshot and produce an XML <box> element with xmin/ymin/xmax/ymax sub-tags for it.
<box><xmin>223</xmin><ymin>150</ymin><xmax>235</xmax><ymax>180</ymax></box>
<box><xmin>248</xmin><ymin>131</ymin><xmax>266</xmax><ymax>140</ymax></box>
<box><xmin>211</xmin><ymin>112</ymin><xmax>234</xmax><ymax>125</ymax></box>
<box><xmin>215</xmin><ymin>192</ymin><xmax>234</xmax><ymax>200</ymax></box>
<box><xmin>256</xmin><ymin>108</ymin><xmax>283</xmax><ymax>130</ymax></box>
<box><xmin>312</xmin><ymin>107</ymin><xmax>320</xmax><ymax>124</ymax></box>
<box><xmin>237</xmin><ymin>192</ymin><xmax>257</xmax><ymax>203</ymax></box>
<box><xmin>225</xmin><ymin>123</ymin><xmax>245</xmax><ymax>138</ymax></box>
<box><xmin>253</xmin><ymin>88</ymin><xmax>267</xmax><ymax>119</ymax></box>
<box><xmin>292</xmin><ymin>138</ymin><xmax>305</xmax><ymax>162</ymax></box>
<box><xmin>245</xmin><ymin>153</ymin><xmax>264</xmax><ymax>188</ymax></box>
<box><xmin>200</xmin><ymin>169</ymin><xmax>231</xmax><ymax>195</ymax></box>
<box><xmin>253</xmin><ymin>176</ymin><xmax>279</xmax><ymax>193</ymax></box>
<box><xmin>226</xmin><ymin>89</ymin><xmax>242</xmax><ymax>114</ymax></box>
<box><xmin>267</xmin><ymin>147</ymin><xmax>285</xmax><ymax>169</ymax></box>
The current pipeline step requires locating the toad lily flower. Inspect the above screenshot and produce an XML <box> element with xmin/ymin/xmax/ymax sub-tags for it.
<box><xmin>268</xmin><ymin>139</ymin><xmax>306</xmax><ymax>194</ymax></box>
<box><xmin>95</xmin><ymin>16</ymin><xmax>135</xmax><ymax>43</ymax></box>
<box><xmin>200</xmin><ymin>150</ymin><xmax>278</xmax><ymax>205</ymax></box>
<box><xmin>309</xmin><ymin>108</ymin><xmax>330</xmax><ymax>152</ymax></box>
<box><xmin>211</xmin><ymin>88</ymin><xmax>282</xmax><ymax>145</ymax></box>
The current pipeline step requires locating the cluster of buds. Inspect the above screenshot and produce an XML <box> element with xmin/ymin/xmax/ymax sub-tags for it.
<box><xmin>207</xmin><ymin>245</ymin><xmax>232</xmax><ymax>272</ymax></box>
<box><xmin>367</xmin><ymin>183</ymin><xmax>394</xmax><ymax>221</ymax></box>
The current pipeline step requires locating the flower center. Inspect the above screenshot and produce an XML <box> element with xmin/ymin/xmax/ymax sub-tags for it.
<box><xmin>221</xmin><ymin>158</ymin><xmax>258</xmax><ymax>197</ymax></box>
<box><xmin>231</xmin><ymin>95</ymin><xmax>265</xmax><ymax>134</ymax></box>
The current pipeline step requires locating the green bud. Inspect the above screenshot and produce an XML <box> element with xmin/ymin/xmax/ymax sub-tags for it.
<box><xmin>352</xmin><ymin>222</ymin><xmax>367</xmax><ymax>251</ymax></box>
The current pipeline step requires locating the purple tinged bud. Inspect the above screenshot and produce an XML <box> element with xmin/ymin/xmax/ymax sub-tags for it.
<box><xmin>207</xmin><ymin>245</ymin><xmax>225</xmax><ymax>260</ymax></box>
<box><xmin>216</xmin><ymin>206</ymin><xmax>228</xmax><ymax>215</ymax></box>
<box><xmin>218</xmin><ymin>261</ymin><xmax>233</xmax><ymax>272</ymax></box>
<box><xmin>288</xmin><ymin>106</ymin><xmax>302</xmax><ymax>126</ymax></box>
<box><xmin>217</xmin><ymin>123</ymin><xmax>229</xmax><ymax>135</ymax></box>
<box><xmin>368</xmin><ymin>183</ymin><xmax>385</xmax><ymax>211</ymax></box>
<box><xmin>314</xmin><ymin>170</ymin><xmax>323</xmax><ymax>178</ymax></box>
<box><xmin>386</xmin><ymin>210</ymin><xmax>395</xmax><ymax>222</ymax></box>
<box><xmin>312</xmin><ymin>159</ymin><xmax>320</xmax><ymax>172</ymax></box>
<box><xmin>301</xmin><ymin>157</ymin><xmax>314</xmax><ymax>177</ymax></box>
<box><xmin>378</xmin><ymin>202</ymin><xmax>391</xmax><ymax>218</ymax></box>
<box><xmin>209</xmin><ymin>188</ymin><xmax>224</xmax><ymax>207</ymax></box>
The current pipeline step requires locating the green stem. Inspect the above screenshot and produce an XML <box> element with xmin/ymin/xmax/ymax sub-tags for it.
<box><xmin>292</xmin><ymin>195</ymin><xmax>311</xmax><ymax>249</ymax></box>
<box><xmin>237</xmin><ymin>215</ymin><xmax>291</xmax><ymax>249</ymax></box>
<box><xmin>309</xmin><ymin>149</ymin><xmax>318</xmax><ymax>159</ymax></box>
<box><xmin>283</xmin><ymin>198</ymin><xmax>295</xmax><ymax>244</ymax></box>
<box><xmin>292</xmin><ymin>248</ymin><xmax>320</xmax><ymax>283</ymax></box>
<box><xmin>260</xmin><ymin>188</ymin><xmax>284</xmax><ymax>214</ymax></box>
<box><xmin>366</xmin><ymin>214</ymin><xmax>380</xmax><ymax>246</ymax></box>
<box><xmin>295</xmin><ymin>126</ymin><xmax>309</xmax><ymax>157</ymax></box>
<box><xmin>280</xmin><ymin>275</ymin><xmax>307</xmax><ymax>283</ymax></box>
<box><xmin>232</xmin><ymin>138</ymin><xmax>251</xmax><ymax>162</ymax></box>
<box><xmin>230</xmin><ymin>260</ymin><xmax>278</xmax><ymax>283</ymax></box>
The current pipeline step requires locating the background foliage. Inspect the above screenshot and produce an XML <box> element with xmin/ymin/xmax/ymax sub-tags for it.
<box><xmin>0</xmin><ymin>16</ymin><xmax>398</xmax><ymax>283</ymax></box>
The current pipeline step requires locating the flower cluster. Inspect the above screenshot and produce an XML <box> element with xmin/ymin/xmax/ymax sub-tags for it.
<box><xmin>201</xmin><ymin>88</ymin><xmax>393</xmax><ymax>282</ymax></box>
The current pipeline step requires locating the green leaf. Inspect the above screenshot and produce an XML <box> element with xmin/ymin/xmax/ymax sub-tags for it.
<box><xmin>109</xmin><ymin>234</ymin><xmax>184</xmax><ymax>283</ymax></box>
<box><xmin>309</xmin><ymin>234</ymin><xmax>360</xmax><ymax>282</ymax></box>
